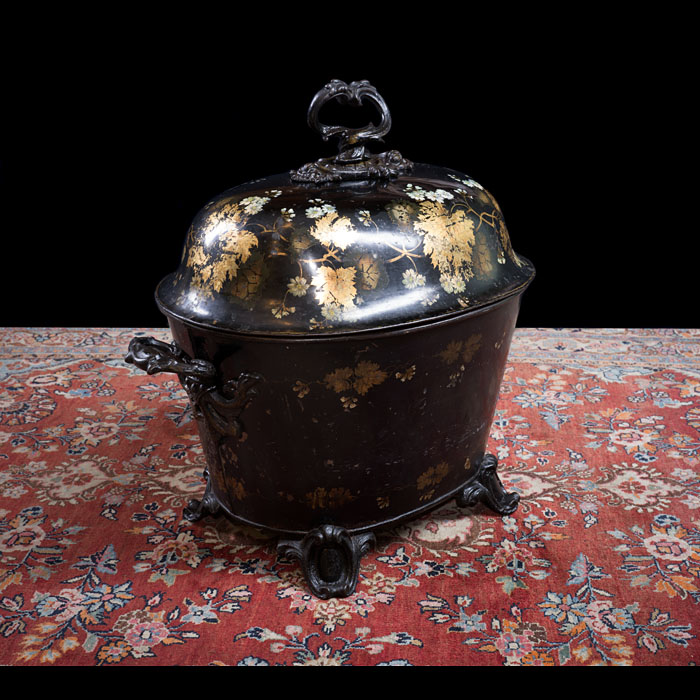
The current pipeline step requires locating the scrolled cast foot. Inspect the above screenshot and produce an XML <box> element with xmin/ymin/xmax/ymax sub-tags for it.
<box><xmin>277</xmin><ymin>525</ymin><xmax>375</xmax><ymax>599</ymax></box>
<box><xmin>183</xmin><ymin>470</ymin><xmax>222</xmax><ymax>522</ymax></box>
<box><xmin>457</xmin><ymin>453</ymin><xmax>520</xmax><ymax>515</ymax></box>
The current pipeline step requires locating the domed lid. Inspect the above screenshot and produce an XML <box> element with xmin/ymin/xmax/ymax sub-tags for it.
<box><xmin>156</xmin><ymin>80</ymin><xmax>534</xmax><ymax>336</ymax></box>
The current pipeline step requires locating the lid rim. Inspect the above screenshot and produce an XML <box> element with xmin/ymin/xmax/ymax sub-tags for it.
<box><xmin>155</xmin><ymin>259</ymin><xmax>535</xmax><ymax>340</ymax></box>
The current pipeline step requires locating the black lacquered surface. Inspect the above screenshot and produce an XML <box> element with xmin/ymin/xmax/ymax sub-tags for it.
<box><xmin>163</xmin><ymin>294</ymin><xmax>521</xmax><ymax>533</ymax></box>
<box><xmin>156</xmin><ymin>163</ymin><xmax>534</xmax><ymax>336</ymax></box>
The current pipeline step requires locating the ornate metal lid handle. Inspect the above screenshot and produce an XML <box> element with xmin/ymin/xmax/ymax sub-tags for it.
<box><xmin>291</xmin><ymin>79</ymin><xmax>412</xmax><ymax>184</ymax></box>
<box><xmin>307</xmin><ymin>79</ymin><xmax>392</xmax><ymax>164</ymax></box>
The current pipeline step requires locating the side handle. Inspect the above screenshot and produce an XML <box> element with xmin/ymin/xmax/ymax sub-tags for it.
<box><xmin>125</xmin><ymin>336</ymin><xmax>262</xmax><ymax>437</ymax></box>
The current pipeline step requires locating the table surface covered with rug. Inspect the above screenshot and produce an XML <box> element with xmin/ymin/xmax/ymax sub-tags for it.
<box><xmin>0</xmin><ymin>327</ymin><xmax>698</xmax><ymax>666</ymax></box>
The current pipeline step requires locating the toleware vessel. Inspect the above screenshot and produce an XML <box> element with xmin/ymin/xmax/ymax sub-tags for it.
<box><xmin>125</xmin><ymin>79</ymin><xmax>535</xmax><ymax>598</ymax></box>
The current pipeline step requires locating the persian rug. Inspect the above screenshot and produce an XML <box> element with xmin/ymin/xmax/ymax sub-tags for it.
<box><xmin>0</xmin><ymin>327</ymin><xmax>698</xmax><ymax>666</ymax></box>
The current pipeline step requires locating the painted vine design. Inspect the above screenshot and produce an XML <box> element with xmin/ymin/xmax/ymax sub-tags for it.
<box><xmin>292</xmin><ymin>358</ymin><xmax>417</xmax><ymax>412</ymax></box>
<box><xmin>181</xmin><ymin>177</ymin><xmax>524</xmax><ymax>330</ymax></box>
<box><xmin>289</xmin><ymin>333</ymin><xmax>482</xmax><ymax>412</ymax></box>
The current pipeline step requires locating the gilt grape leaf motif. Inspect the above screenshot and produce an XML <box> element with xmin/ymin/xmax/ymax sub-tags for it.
<box><xmin>311</xmin><ymin>266</ymin><xmax>358</xmax><ymax>312</ymax></box>
<box><xmin>186</xmin><ymin>201</ymin><xmax>259</xmax><ymax>296</ymax></box>
<box><xmin>309</xmin><ymin>212</ymin><xmax>356</xmax><ymax>251</ymax></box>
<box><xmin>413</xmin><ymin>201</ymin><xmax>475</xmax><ymax>284</ymax></box>
<box><xmin>176</xmin><ymin>179</ymin><xmax>529</xmax><ymax>330</ymax></box>
<box><xmin>324</xmin><ymin>362</ymin><xmax>388</xmax><ymax>397</ymax></box>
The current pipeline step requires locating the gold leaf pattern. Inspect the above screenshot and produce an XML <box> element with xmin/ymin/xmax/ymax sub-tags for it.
<box><xmin>305</xmin><ymin>487</ymin><xmax>355</xmax><ymax>510</ymax></box>
<box><xmin>324</xmin><ymin>367</ymin><xmax>354</xmax><ymax>394</ymax></box>
<box><xmin>186</xmin><ymin>246</ymin><xmax>209</xmax><ymax>272</ymax></box>
<box><xmin>311</xmin><ymin>266</ymin><xmax>357</xmax><ymax>310</ymax></box>
<box><xmin>323</xmin><ymin>362</ymin><xmax>388</xmax><ymax>397</ymax></box>
<box><xmin>439</xmin><ymin>341</ymin><xmax>463</xmax><ymax>365</ymax></box>
<box><xmin>309</xmin><ymin>211</ymin><xmax>356</xmax><ymax>250</ymax></box>
<box><xmin>185</xmin><ymin>201</ymin><xmax>259</xmax><ymax>296</ymax></box>
<box><xmin>202</xmin><ymin>200</ymin><xmax>246</xmax><ymax>232</ymax></box>
<box><xmin>461</xmin><ymin>334</ymin><xmax>482</xmax><ymax>364</ymax></box>
<box><xmin>353</xmin><ymin>362</ymin><xmax>388</xmax><ymax>396</ymax></box>
<box><xmin>340</xmin><ymin>396</ymin><xmax>357</xmax><ymax>410</ymax></box>
<box><xmin>417</xmin><ymin>463</ymin><xmax>450</xmax><ymax>491</ymax></box>
<box><xmin>292</xmin><ymin>380</ymin><xmax>310</xmax><ymax>398</ymax></box>
<box><xmin>414</xmin><ymin>201</ymin><xmax>475</xmax><ymax>280</ymax></box>
<box><xmin>175</xmin><ymin>183</ymin><xmax>529</xmax><ymax>331</ymax></box>
<box><xmin>220</xmin><ymin>229</ymin><xmax>258</xmax><ymax>261</ymax></box>
<box><xmin>395</xmin><ymin>365</ymin><xmax>416</xmax><ymax>382</ymax></box>
<box><xmin>438</xmin><ymin>335</ymin><xmax>482</xmax><ymax>366</ymax></box>
<box><xmin>417</xmin><ymin>463</ymin><xmax>450</xmax><ymax>500</ymax></box>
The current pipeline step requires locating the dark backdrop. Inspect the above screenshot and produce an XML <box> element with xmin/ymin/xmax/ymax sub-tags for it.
<box><xmin>1</xmin><ymin>22</ymin><xmax>693</xmax><ymax>330</ymax></box>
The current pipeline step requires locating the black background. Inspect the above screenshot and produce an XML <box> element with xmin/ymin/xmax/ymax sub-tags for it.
<box><xmin>1</xmin><ymin>14</ymin><xmax>694</xmax><ymax>330</ymax></box>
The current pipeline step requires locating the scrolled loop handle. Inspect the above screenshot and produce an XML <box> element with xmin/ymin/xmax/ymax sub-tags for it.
<box><xmin>307</xmin><ymin>79</ymin><xmax>392</xmax><ymax>163</ymax></box>
<box><xmin>290</xmin><ymin>79</ymin><xmax>412</xmax><ymax>184</ymax></box>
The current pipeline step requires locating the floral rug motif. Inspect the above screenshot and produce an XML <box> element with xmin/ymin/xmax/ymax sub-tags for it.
<box><xmin>1</xmin><ymin>327</ymin><xmax>699</xmax><ymax>666</ymax></box>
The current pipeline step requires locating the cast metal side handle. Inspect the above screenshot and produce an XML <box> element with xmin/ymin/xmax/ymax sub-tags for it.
<box><xmin>124</xmin><ymin>336</ymin><xmax>262</xmax><ymax>437</ymax></box>
<box><xmin>290</xmin><ymin>79</ymin><xmax>413</xmax><ymax>184</ymax></box>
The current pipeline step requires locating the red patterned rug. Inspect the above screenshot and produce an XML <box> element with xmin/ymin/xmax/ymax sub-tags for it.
<box><xmin>1</xmin><ymin>327</ymin><xmax>698</xmax><ymax>666</ymax></box>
